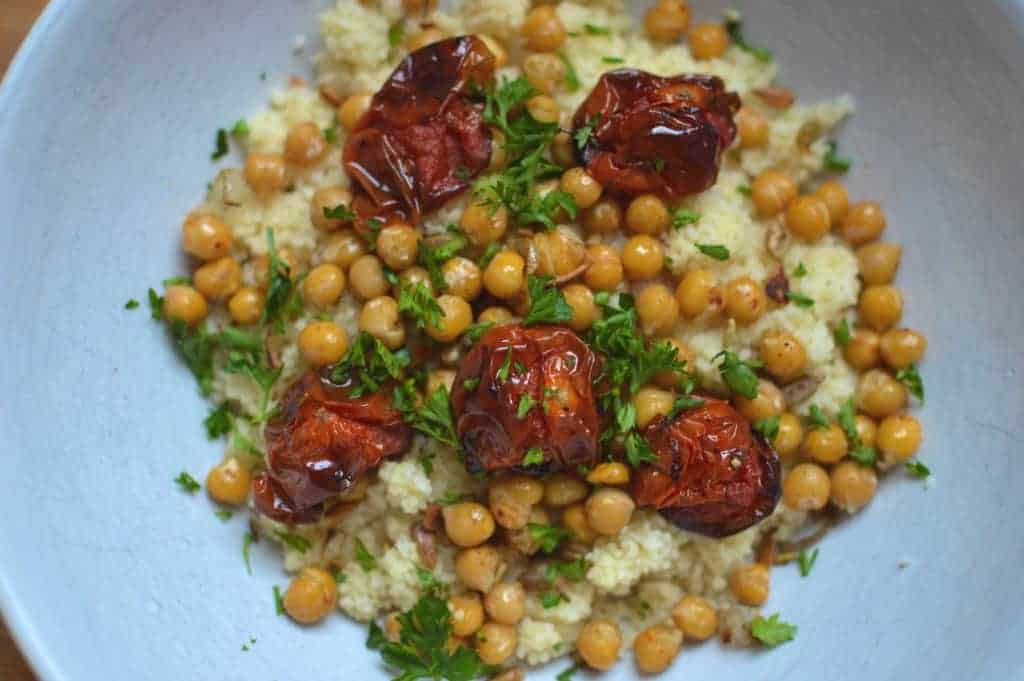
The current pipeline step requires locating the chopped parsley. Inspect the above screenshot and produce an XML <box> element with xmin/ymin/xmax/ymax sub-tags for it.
<box><xmin>477</xmin><ymin>243</ymin><xmax>500</xmax><ymax>270</ymax></box>
<box><xmin>211</xmin><ymin>128</ymin><xmax>229</xmax><ymax>160</ymax></box>
<box><xmin>387</xmin><ymin>22</ymin><xmax>404</xmax><ymax>48</ymax></box>
<box><xmin>275</xmin><ymin>531</ymin><xmax>312</xmax><ymax>554</ymax></box>
<box><xmin>399</xmin><ymin>385</ymin><xmax>458</xmax><ymax>448</ymax></box>
<box><xmin>837</xmin><ymin>399</ymin><xmax>878</xmax><ymax>466</ymax></box>
<box><xmin>833</xmin><ymin>317</ymin><xmax>852</xmax><ymax>347</ymax></box>
<box><xmin>522</xmin><ymin>447</ymin><xmax>545</xmax><ymax>467</ymax></box>
<box><xmin>497</xmin><ymin>346</ymin><xmax>513</xmax><ymax>383</ymax></box>
<box><xmin>273</xmin><ymin>585</ymin><xmax>284</xmax><ymax>615</ymax></box>
<box><xmin>849</xmin><ymin>445</ymin><xmax>878</xmax><ymax>466</ymax></box>
<box><xmin>230</xmin><ymin>118</ymin><xmax>250</xmax><ymax>138</ymax></box>
<box><xmin>323</xmin><ymin>122</ymin><xmax>339</xmax><ymax>144</ymax></box>
<box><xmin>792</xmin><ymin>262</ymin><xmax>808</xmax><ymax>278</ymax></box>
<box><xmin>556</xmin><ymin>664</ymin><xmax>581</xmax><ymax>681</ymax></box>
<box><xmin>541</xmin><ymin>591</ymin><xmax>564</xmax><ymax>609</ymax></box>
<box><xmin>653</xmin><ymin>157</ymin><xmax>666</xmax><ymax>172</ymax></box>
<box><xmin>601</xmin><ymin>56</ymin><xmax>625</xmax><ymax>64</ymax></box>
<box><xmin>221</xmin><ymin>328</ymin><xmax>281</xmax><ymax>423</ymax></box>
<box><xmin>546</xmin><ymin>558</ymin><xmax>587</xmax><ymax>583</ymax></box>
<box><xmin>260</xmin><ymin>229</ymin><xmax>298</xmax><ymax>332</ymax></box>
<box><xmin>786</xmin><ymin>291</ymin><xmax>815</xmax><ymax>308</ymax></box>
<box><xmin>329</xmin><ymin>332</ymin><xmax>411</xmax><ymax>397</ymax></box>
<box><xmin>398</xmin><ymin>281</ymin><xmax>444</xmax><ymax>330</ymax></box>
<box><xmin>517</xmin><ymin>394</ymin><xmax>539</xmax><ymax>419</ymax></box>
<box><xmin>204</xmin><ymin>404</ymin><xmax>233</xmax><ymax>439</ymax></box>
<box><xmin>437</xmin><ymin>491</ymin><xmax>466</xmax><ymax>506</ymax></box>
<box><xmin>724</xmin><ymin>17</ymin><xmax>773</xmax><ymax>63</ymax></box>
<box><xmin>527</xmin><ymin>523</ymin><xmax>571</xmax><ymax>554</ymax></box>
<box><xmin>174</xmin><ymin>472</ymin><xmax>200</xmax><ymax>494</ymax></box>
<box><xmin>462</xmin><ymin>377</ymin><xmax>481</xmax><ymax>392</ymax></box>
<box><xmin>714</xmin><ymin>351</ymin><xmax>761</xmax><ymax>400</ymax></box>
<box><xmin>750</xmin><ymin>614</ymin><xmax>797</xmax><ymax>646</ymax></box>
<box><xmin>574</xmin><ymin>113</ymin><xmax>601</xmax><ymax>151</ymax></box>
<box><xmin>737</xmin><ymin>185</ymin><xmax>753</xmax><ymax>196</ymax></box>
<box><xmin>463</xmin><ymin>321</ymin><xmax>495</xmax><ymax>345</ymax></box>
<box><xmin>335</xmin><ymin>571</ymin><xmax>348</xmax><ymax>584</ymax></box>
<box><xmin>797</xmin><ymin>548</ymin><xmax>819</xmax><ymax>577</ymax></box>
<box><xmin>124</xmin><ymin>298</ymin><xmax>140</xmax><ymax>310</ymax></box>
<box><xmin>896</xmin><ymin>364</ymin><xmax>925</xmax><ymax>403</ymax></box>
<box><xmin>667</xmin><ymin>394</ymin><xmax>705</xmax><ymax>420</ymax></box>
<box><xmin>905</xmin><ymin>460</ymin><xmax>931</xmax><ymax>479</ymax></box>
<box><xmin>696</xmin><ymin>243</ymin><xmax>730</xmax><ymax>261</ymax></box>
<box><xmin>585</xmin><ymin>24</ymin><xmax>612</xmax><ymax>36</ymax></box>
<box><xmin>556</xmin><ymin>52</ymin><xmax>580</xmax><ymax>92</ymax></box>
<box><xmin>672</xmin><ymin>209</ymin><xmax>701</xmax><ymax>229</ymax></box>
<box><xmin>416</xmin><ymin>567</ymin><xmax>441</xmax><ymax>591</ymax></box>
<box><xmin>823</xmin><ymin>141</ymin><xmax>852</xmax><ymax>173</ymax></box>
<box><xmin>323</xmin><ymin>202</ymin><xmax>356</xmax><ymax>221</ymax></box>
<box><xmin>354</xmin><ymin>538</ymin><xmax>377</xmax><ymax>572</ymax></box>
<box><xmin>624</xmin><ymin>431</ymin><xmax>658</xmax><ymax>467</ymax></box>
<box><xmin>754</xmin><ymin>415</ymin><xmax>781</xmax><ymax>441</ymax></box>
<box><xmin>523</xmin><ymin>275</ymin><xmax>574</xmax><ymax>326</ymax></box>
<box><xmin>214</xmin><ymin>509</ymin><xmax>233</xmax><ymax>522</ymax></box>
<box><xmin>805</xmin><ymin>404</ymin><xmax>830</xmax><ymax>429</ymax></box>
<box><xmin>419</xmin><ymin>453</ymin><xmax>435</xmax><ymax>476</ymax></box>
<box><xmin>418</xmin><ymin>231</ymin><xmax>467</xmax><ymax>292</ymax></box>
<box><xmin>147</xmin><ymin>288</ymin><xmax>164</xmax><ymax>320</ymax></box>
<box><xmin>242</xmin><ymin>531</ymin><xmax>255</xmax><ymax>575</ymax></box>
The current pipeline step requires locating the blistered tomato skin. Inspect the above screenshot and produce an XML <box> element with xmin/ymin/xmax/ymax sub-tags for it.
<box><xmin>253</xmin><ymin>370</ymin><xmax>413</xmax><ymax>523</ymax></box>
<box><xmin>572</xmin><ymin>70</ymin><xmax>740</xmax><ymax>199</ymax></box>
<box><xmin>451</xmin><ymin>325</ymin><xmax>602</xmax><ymax>475</ymax></box>
<box><xmin>633</xmin><ymin>397</ymin><xmax>781</xmax><ymax>538</ymax></box>
<box><xmin>343</xmin><ymin>36</ymin><xmax>496</xmax><ymax>229</ymax></box>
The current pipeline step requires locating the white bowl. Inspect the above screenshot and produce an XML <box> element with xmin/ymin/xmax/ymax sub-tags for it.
<box><xmin>1</xmin><ymin>1</ymin><xmax>1023</xmax><ymax>679</ymax></box>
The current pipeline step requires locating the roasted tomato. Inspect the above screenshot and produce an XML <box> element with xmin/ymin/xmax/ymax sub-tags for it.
<box><xmin>252</xmin><ymin>370</ymin><xmax>413</xmax><ymax>523</ymax></box>
<box><xmin>571</xmin><ymin>69</ymin><xmax>740</xmax><ymax>198</ymax></box>
<box><xmin>633</xmin><ymin>397</ymin><xmax>781</xmax><ymax>538</ymax></box>
<box><xmin>343</xmin><ymin>35</ymin><xmax>496</xmax><ymax>229</ymax></box>
<box><xmin>451</xmin><ymin>325</ymin><xmax>602</xmax><ymax>474</ymax></box>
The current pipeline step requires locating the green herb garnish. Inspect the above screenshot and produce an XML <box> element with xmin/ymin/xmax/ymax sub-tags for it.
<box><xmin>805</xmin><ymin>404</ymin><xmax>830</xmax><ymax>429</ymax></box>
<box><xmin>354</xmin><ymin>538</ymin><xmax>377</xmax><ymax>572</ymax></box>
<box><xmin>523</xmin><ymin>275</ymin><xmax>574</xmax><ymax>326</ymax></box>
<box><xmin>273</xmin><ymin>585</ymin><xmax>284</xmax><ymax>615</ymax></box>
<box><xmin>124</xmin><ymin>298</ymin><xmax>140</xmax><ymax>310</ymax></box>
<box><xmin>797</xmin><ymin>548</ymin><xmax>819</xmax><ymax>577</ymax></box>
<box><xmin>204</xmin><ymin>404</ymin><xmax>233</xmax><ymax>439</ymax></box>
<box><xmin>714</xmin><ymin>351</ymin><xmax>761</xmax><ymax>400</ymax></box>
<box><xmin>527</xmin><ymin>523</ymin><xmax>571</xmax><ymax>554</ymax></box>
<box><xmin>823</xmin><ymin>141</ymin><xmax>852</xmax><ymax>173</ymax></box>
<box><xmin>672</xmin><ymin>209</ymin><xmax>701</xmax><ymax>229</ymax></box>
<box><xmin>174</xmin><ymin>472</ymin><xmax>200</xmax><ymax>494</ymax></box>
<box><xmin>398</xmin><ymin>282</ymin><xmax>444</xmax><ymax>330</ymax></box>
<box><xmin>787</xmin><ymin>291</ymin><xmax>815</xmax><ymax>308</ymax></box>
<box><xmin>522</xmin><ymin>447</ymin><xmax>545</xmax><ymax>467</ymax></box>
<box><xmin>557</xmin><ymin>53</ymin><xmax>580</xmax><ymax>92</ymax></box>
<box><xmin>750</xmin><ymin>614</ymin><xmax>797</xmax><ymax>646</ymax></box>
<box><xmin>211</xmin><ymin>128</ymin><xmax>229</xmax><ymax>160</ymax></box>
<box><xmin>834</xmin><ymin>317</ymin><xmax>852</xmax><ymax>347</ymax></box>
<box><xmin>754</xmin><ymin>415</ymin><xmax>781</xmax><ymax>441</ymax></box>
<box><xmin>725</xmin><ymin>17</ymin><xmax>773</xmax><ymax>62</ymax></box>
<box><xmin>905</xmin><ymin>460</ymin><xmax>931</xmax><ymax>479</ymax></box>
<box><xmin>696</xmin><ymin>243</ymin><xmax>730</xmax><ymax>261</ymax></box>
<box><xmin>896</xmin><ymin>364</ymin><xmax>925</xmax><ymax>403</ymax></box>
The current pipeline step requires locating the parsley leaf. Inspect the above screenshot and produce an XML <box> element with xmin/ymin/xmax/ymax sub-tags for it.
<box><xmin>354</xmin><ymin>538</ymin><xmax>377</xmax><ymax>572</ymax></box>
<box><xmin>323</xmin><ymin>203</ymin><xmax>356</xmax><ymax>221</ymax></box>
<box><xmin>546</xmin><ymin>558</ymin><xmax>587</xmax><ymax>583</ymax></box>
<box><xmin>672</xmin><ymin>209</ymin><xmax>701</xmax><ymax>229</ymax></box>
<box><xmin>418</xmin><ymin>231</ymin><xmax>467</xmax><ymax>292</ymax></box>
<box><xmin>204</xmin><ymin>404</ymin><xmax>233</xmax><ymax>439</ymax></box>
<box><xmin>602</xmin><ymin>56</ymin><xmax>625</xmax><ymax>64</ymax></box>
<box><xmin>260</xmin><ymin>229</ymin><xmax>296</xmax><ymax>331</ymax></box>
<box><xmin>849</xmin><ymin>445</ymin><xmax>878</xmax><ymax>466</ymax></box>
<box><xmin>497</xmin><ymin>346</ymin><xmax>513</xmax><ymax>383</ymax></box>
<box><xmin>754</xmin><ymin>415</ymin><xmax>781</xmax><ymax>441</ymax></box>
<box><xmin>574</xmin><ymin>113</ymin><xmax>601</xmax><ymax>151</ymax></box>
<box><xmin>323</xmin><ymin>122</ymin><xmax>339</xmax><ymax>144</ymax></box>
<box><xmin>836</xmin><ymin>399</ymin><xmax>858</xmax><ymax>442</ymax></box>
<box><xmin>408</xmin><ymin>386</ymin><xmax>458</xmax><ymax>447</ymax></box>
<box><xmin>517</xmin><ymin>394</ymin><xmax>538</xmax><ymax>419</ymax></box>
<box><xmin>221</xmin><ymin>338</ymin><xmax>281</xmax><ymax>424</ymax></box>
<box><xmin>805</xmin><ymin>404</ymin><xmax>830</xmax><ymax>429</ymax></box>
<box><xmin>834</xmin><ymin>317</ymin><xmax>852</xmax><ymax>347</ymax></box>
<box><xmin>725</xmin><ymin>17</ymin><xmax>773</xmax><ymax>63</ymax></box>
<box><xmin>437</xmin><ymin>491</ymin><xmax>466</xmax><ymax>506</ymax></box>
<box><xmin>905</xmin><ymin>460</ymin><xmax>931</xmax><ymax>479</ymax></box>
<box><xmin>624</xmin><ymin>431</ymin><xmax>658</xmax><ymax>467</ymax></box>
<box><xmin>522</xmin><ymin>447</ymin><xmax>545</xmax><ymax>467</ymax></box>
<box><xmin>242</xmin><ymin>531</ymin><xmax>255</xmax><ymax>575</ymax></box>
<box><xmin>541</xmin><ymin>591</ymin><xmax>563</xmax><ymax>609</ymax></box>
<box><xmin>523</xmin><ymin>275</ymin><xmax>574</xmax><ymax>326</ymax></box>
<box><xmin>527</xmin><ymin>523</ymin><xmax>571</xmax><ymax>554</ymax></box>
<box><xmin>330</xmin><ymin>332</ymin><xmax>411</xmax><ymax>397</ymax></box>
<box><xmin>787</xmin><ymin>291</ymin><xmax>815</xmax><ymax>308</ymax></box>
<box><xmin>124</xmin><ymin>298</ymin><xmax>140</xmax><ymax>310</ymax></box>
<box><xmin>750</xmin><ymin>614</ymin><xmax>797</xmax><ymax>646</ymax></box>
<box><xmin>211</xmin><ymin>128</ymin><xmax>229</xmax><ymax>160</ymax></box>
<box><xmin>463</xmin><ymin>321</ymin><xmax>495</xmax><ymax>345</ymax></box>
<box><xmin>556</xmin><ymin>664</ymin><xmax>581</xmax><ymax>681</ymax></box>
<box><xmin>737</xmin><ymin>185</ymin><xmax>753</xmax><ymax>196</ymax></box>
<box><xmin>147</xmin><ymin>288</ymin><xmax>164</xmax><ymax>320</ymax></box>
<box><xmin>174</xmin><ymin>472</ymin><xmax>200</xmax><ymax>494</ymax></box>
<box><xmin>714</xmin><ymin>351</ymin><xmax>761</xmax><ymax>400</ymax></box>
<box><xmin>273</xmin><ymin>585</ymin><xmax>284</xmax><ymax>615</ymax></box>
<box><xmin>415</xmin><ymin>567</ymin><xmax>441</xmax><ymax>591</ymax></box>
<box><xmin>164</xmin><ymin>320</ymin><xmax>217</xmax><ymax>395</ymax></box>
<box><xmin>398</xmin><ymin>282</ymin><xmax>444</xmax><ymax>330</ymax></box>
<box><xmin>696</xmin><ymin>243</ymin><xmax>730</xmax><ymax>260</ymax></box>
<box><xmin>478</xmin><ymin>243</ymin><xmax>500</xmax><ymax>269</ymax></box>
<box><xmin>823</xmin><ymin>141</ymin><xmax>852</xmax><ymax>173</ymax></box>
<box><xmin>387</xmin><ymin>22</ymin><xmax>404</xmax><ymax>48</ymax></box>
<box><xmin>214</xmin><ymin>509</ymin><xmax>233</xmax><ymax>522</ymax></box>
<box><xmin>585</xmin><ymin>24</ymin><xmax>611</xmax><ymax>35</ymax></box>
<box><xmin>275</xmin><ymin>531</ymin><xmax>312</xmax><ymax>554</ymax></box>
<box><xmin>231</xmin><ymin>118</ymin><xmax>250</xmax><ymax>138</ymax></box>
<box><xmin>797</xmin><ymin>548</ymin><xmax>819</xmax><ymax>577</ymax></box>
<box><xmin>896</xmin><ymin>364</ymin><xmax>925</xmax><ymax>403</ymax></box>
<box><xmin>792</xmin><ymin>262</ymin><xmax>808</xmax><ymax>278</ymax></box>
<box><xmin>556</xmin><ymin>52</ymin><xmax>580</xmax><ymax>92</ymax></box>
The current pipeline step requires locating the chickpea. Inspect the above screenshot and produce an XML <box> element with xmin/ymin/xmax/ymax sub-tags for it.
<box><xmin>476</xmin><ymin>623</ymin><xmax>517</xmax><ymax>666</ymax></box>
<box><xmin>506</xmin><ymin>507</ymin><xmax>551</xmax><ymax>556</ymax></box>
<box><xmin>521</xmin><ymin>6</ymin><xmax>566</xmax><ymax>53</ymax></box>
<box><xmin>194</xmin><ymin>257</ymin><xmax>242</xmax><ymax>300</ymax></box>
<box><xmin>645</xmin><ymin>0</ymin><xmax>691</xmax><ymax>42</ymax></box>
<box><xmin>814</xmin><ymin>179</ymin><xmax>849</xmax><ymax>223</ymax></box>
<box><xmin>449</xmin><ymin>595</ymin><xmax>485</xmax><ymax>638</ymax></box>
<box><xmin>880</xmin><ymin>328</ymin><xmax>927</xmax><ymax>369</ymax></box>
<box><xmin>843</xmin><ymin>327</ymin><xmax>881</xmax><ymax>371</ymax></box>
<box><xmin>228</xmin><ymin>286</ymin><xmax>264</xmax><ymax>326</ymax></box>
<box><xmin>855</xmin><ymin>414</ymin><xmax>878</xmax><ymax>448</ymax></box>
<box><xmin>803</xmin><ymin>423</ymin><xmax>849</xmax><ymax>464</ymax></box>
<box><xmin>751</xmin><ymin>169</ymin><xmax>798</xmax><ymax>218</ymax></box>
<box><xmin>877</xmin><ymin>414</ymin><xmax>922</xmax><ymax>464</ymax></box>
<box><xmin>634</xmin><ymin>386</ymin><xmax>675</xmax><ymax>429</ymax></box>
<box><xmin>526</xmin><ymin>95</ymin><xmax>560</xmax><ymax>124</ymax></box>
<box><xmin>427</xmin><ymin>294</ymin><xmax>473</xmax><ymax>343</ymax></box>
<box><xmin>786</xmin><ymin>195</ymin><xmax>832</xmax><ymax>242</ymax></box>
<box><xmin>284</xmin><ymin>122</ymin><xmax>328</xmax><ymax>167</ymax></box>
<box><xmin>773</xmin><ymin>413</ymin><xmax>804</xmax><ymax>462</ymax></box>
<box><xmin>182</xmin><ymin>213</ymin><xmax>233</xmax><ymax>261</ymax></box>
<box><xmin>783</xmin><ymin>462</ymin><xmax>831</xmax><ymax>510</ymax></box>
<box><xmin>316</xmin><ymin>230</ymin><xmax>365</xmax><ymax>269</ymax></box>
<box><xmin>830</xmin><ymin>460</ymin><xmax>878</xmax><ymax>513</ymax></box>
<box><xmin>585</xmin><ymin>488</ymin><xmax>635</xmax><ymax>536</ymax></box>
<box><xmin>489</xmin><ymin>474</ymin><xmax>544</xmax><ymax>530</ymax></box>
<box><xmin>339</xmin><ymin>93</ymin><xmax>373</xmax><ymax>131</ymax></box>
<box><xmin>675</xmin><ymin>269</ymin><xmax>720</xmax><ymax>320</ymax></box>
<box><xmin>460</xmin><ymin>202</ymin><xmax>508</xmax><ymax>246</ymax></box>
<box><xmin>840</xmin><ymin>201</ymin><xmax>886</xmax><ymax>246</ymax></box>
<box><xmin>622</xmin><ymin>235</ymin><xmax>664</xmax><ymax>280</ymax></box>
<box><xmin>635</xmin><ymin>284</ymin><xmax>680</xmax><ymax>337</ymax></box>
<box><xmin>533</xmin><ymin>229</ymin><xmax>585</xmax><ymax>279</ymax></box>
<box><xmin>577</xmin><ymin>619</ymin><xmax>622</xmax><ymax>671</ymax></box>
<box><xmin>859</xmin><ymin>285</ymin><xmax>903</xmax><ymax>331</ymax></box>
<box><xmin>562</xmin><ymin>503</ymin><xmax>597</xmax><ymax>544</ymax></box>
<box><xmin>734</xmin><ymin>380</ymin><xmax>785</xmax><ymax>422</ymax></box>
<box><xmin>586</xmin><ymin>462</ymin><xmax>631</xmax><ymax>486</ymax></box>
<box><xmin>550</xmin><ymin>131</ymin><xmax>576</xmax><ymax>169</ymax></box>
<box><xmin>522</xmin><ymin>53</ymin><xmax>566</xmax><ymax>94</ymax></box>
<box><xmin>484</xmin><ymin>582</ymin><xmax>526</xmax><ymax>625</ymax></box>
<box><xmin>244</xmin><ymin>153</ymin><xmax>289</xmax><ymax>195</ymax></box>
<box><xmin>583</xmin><ymin>198</ymin><xmax>623</xmax><ymax>234</ymax></box>
<box><xmin>583</xmin><ymin>244</ymin><xmax>624</xmax><ymax>291</ymax></box>
<box><xmin>856</xmin><ymin>241</ymin><xmax>902</xmax><ymax>286</ymax></box>
<box><xmin>478</xmin><ymin>306</ymin><xmax>514</xmax><ymax>326</ymax></box>
<box><xmin>443</xmin><ymin>502</ymin><xmax>496</xmax><ymax>548</ymax></box>
<box><xmin>563</xmin><ymin>284</ymin><xmax>598</xmax><ymax>332</ymax></box>
<box><xmin>724</xmin><ymin>276</ymin><xmax>767</xmax><ymax>325</ymax></box>
<box><xmin>443</xmin><ymin>257</ymin><xmax>483</xmax><ymax>301</ymax></box>
<box><xmin>164</xmin><ymin>285</ymin><xmax>208</xmax><ymax>326</ymax></box>
<box><xmin>759</xmin><ymin>329</ymin><xmax>808</xmax><ymax>382</ymax></box>
<box><xmin>206</xmin><ymin>458</ymin><xmax>251</xmax><ymax>506</ymax></box>
<box><xmin>283</xmin><ymin>567</ymin><xmax>338</xmax><ymax>625</ymax></box>
<box><xmin>407</xmin><ymin>27</ymin><xmax>445</xmax><ymax>52</ymax></box>
<box><xmin>729</xmin><ymin>563</ymin><xmax>770</xmax><ymax>606</ymax></box>
<box><xmin>856</xmin><ymin>369</ymin><xmax>908</xmax><ymax>419</ymax></box>
<box><xmin>689</xmin><ymin>22</ymin><xmax>729</xmax><ymax>60</ymax></box>
<box><xmin>478</xmin><ymin>34</ymin><xmax>508</xmax><ymax>69</ymax></box>
<box><xmin>543</xmin><ymin>473</ymin><xmax>589</xmax><ymax>508</ymax></box>
<box><xmin>376</xmin><ymin>224</ymin><xmax>420</xmax><ymax>271</ymax></box>
<box><xmin>298</xmin><ymin>321</ymin><xmax>349</xmax><ymax>365</ymax></box>
<box><xmin>302</xmin><ymin>263</ymin><xmax>346</xmax><ymax>309</ymax></box>
<box><xmin>561</xmin><ymin>167</ymin><xmax>603</xmax><ymax>210</ymax></box>
<box><xmin>349</xmin><ymin>254</ymin><xmax>389</xmax><ymax>300</ymax></box>
<box><xmin>483</xmin><ymin>251</ymin><xmax>526</xmax><ymax>299</ymax></box>
<box><xmin>626</xmin><ymin>194</ymin><xmax>671</xmax><ymax>235</ymax></box>
<box><xmin>455</xmin><ymin>546</ymin><xmax>505</xmax><ymax>593</ymax></box>
<box><xmin>311</xmin><ymin>187</ymin><xmax>354</xmax><ymax>231</ymax></box>
<box><xmin>737</xmin><ymin>107</ymin><xmax>770</xmax><ymax>148</ymax></box>
<box><xmin>672</xmin><ymin>595</ymin><xmax>718</xmax><ymax>641</ymax></box>
<box><xmin>634</xmin><ymin>626</ymin><xmax>683</xmax><ymax>674</ymax></box>
<box><xmin>359</xmin><ymin>296</ymin><xmax>405</xmax><ymax>349</ymax></box>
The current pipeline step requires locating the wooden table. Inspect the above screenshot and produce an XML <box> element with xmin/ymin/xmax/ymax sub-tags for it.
<box><xmin>0</xmin><ymin>3</ymin><xmax>47</xmax><ymax>677</ymax></box>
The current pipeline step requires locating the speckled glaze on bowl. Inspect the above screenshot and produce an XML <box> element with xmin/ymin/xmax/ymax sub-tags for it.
<box><xmin>1</xmin><ymin>1</ymin><xmax>1023</xmax><ymax>680</ymax></box>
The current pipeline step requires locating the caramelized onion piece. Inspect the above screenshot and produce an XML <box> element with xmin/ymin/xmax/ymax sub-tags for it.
<box><xmin>451</xmin><ymin>325</ymin><xmax>602</xmax><ymax>474</ymax></box>
<box><xmin>571</xmin><ymin>69</ymin><xmax>740</xmax><ymax>198</ymax></box>
<box><xmin>633</xmin><ymin>397</ymin><xmax>781</xmax><ymax>537</ymax></box>
<box><xmin>253</xmin><ymin>370</ymin><xmax>413</xmax><ymax>523</ymax></box>
<box><xmin>343</xmin><ymin>36</ymin><xmax>496</xmax><ymax>228</ymax></box>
